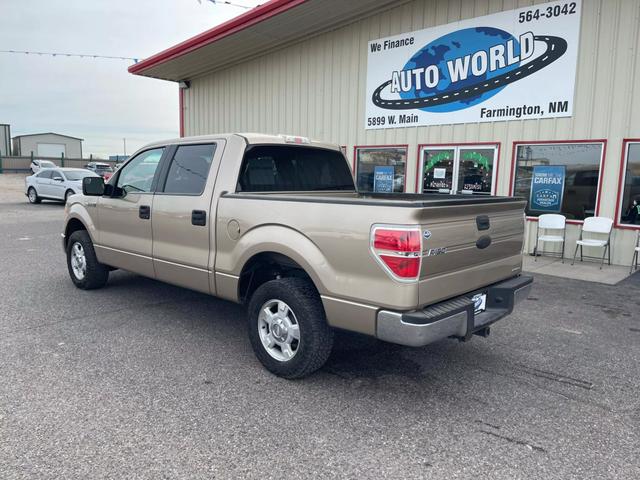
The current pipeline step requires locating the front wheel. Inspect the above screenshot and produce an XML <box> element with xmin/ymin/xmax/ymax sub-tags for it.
<box><xmin>247</xmin><ymin>277</ymin><xmax>334</xmax><ymax>379</ymax></box>
<box><xmin>66</xmin><ymin>230</ymin><xmax>109</xmax><ymax>289</ymax></box>
<box><xmin>27</xmin><ymin>187</ymin><xmax>41</xmax><ymax>204</ymax></box>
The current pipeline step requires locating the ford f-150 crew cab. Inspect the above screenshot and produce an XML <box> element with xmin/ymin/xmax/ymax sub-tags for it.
<box><xmin>62</xmin><ymin>133</ymin><xmax>532</xmax><ymax>378</ymax></box>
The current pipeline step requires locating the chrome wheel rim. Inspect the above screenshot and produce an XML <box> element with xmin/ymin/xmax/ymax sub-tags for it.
<box><xmin>28</xmin><ymin>189</ymin><xmax>36</xmax><ymax>202</ymax></box>
<box><xmin>70</xmin><ymin>242</ymin><xmax>87</xmax><ymax>280</ymax></box>
<box><xmin>258</xmin><ymin>299</ymin><xmax>300</xmax><ymax>362</ymax></box>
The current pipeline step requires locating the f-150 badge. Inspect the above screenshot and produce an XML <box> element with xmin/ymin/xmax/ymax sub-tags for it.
<box><xmin>426</xmin><ymin>247</ymin><xmax>447</xmax><ymax>257</ymax></box>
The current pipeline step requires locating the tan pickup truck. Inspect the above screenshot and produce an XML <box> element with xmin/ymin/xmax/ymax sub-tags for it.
<box><xmin>62</xmin><ymin>133</ymin><xmax>532</xmax><ymax>378</ymax></box>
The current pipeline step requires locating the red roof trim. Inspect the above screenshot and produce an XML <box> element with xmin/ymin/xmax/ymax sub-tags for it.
<box><xmin>129</xmin><ymin>0</ymin><xmax>308</xmax><ymax>76</ymax></box>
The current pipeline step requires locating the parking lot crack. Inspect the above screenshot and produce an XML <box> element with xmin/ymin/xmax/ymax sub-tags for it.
<box><xmin>471</xmin><ymin>363</ymin><xmax>613</xmax><ymax>413</ymax></box>
<box><xmin>478</xmin><ymin>429</ymin><xmax>547</xmax><ymax>453</ymax></box>
<box><xmin>474</xmin><ymin>419</ymin><xmax>501</xmax><ymax>429</ymax></box>
<box><xmin>515</xmin><ymin>364</ymin><xmax>595</xmax><ymax>390</ymax></box>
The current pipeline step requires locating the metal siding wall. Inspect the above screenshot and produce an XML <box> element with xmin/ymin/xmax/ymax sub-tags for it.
<box><xmin>183</xmin><ymin>0</ymin><xmax>640</xmax><ymax>265</ymax></box>
<box><xmin>13</xmin><ymin>135</ymin><xmax>82</xmax><ymax>159</ymax></box>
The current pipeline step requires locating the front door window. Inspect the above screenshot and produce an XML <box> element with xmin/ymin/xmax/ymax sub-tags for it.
<box><xmin>116</xmin><ymin>148</ymin><xmax>164</xmax><ymax>194</ymax></box>
<box><xmin>420</xmin><ymin>145</ymin><xmax>497</xmax><ymax>195</ymax></box>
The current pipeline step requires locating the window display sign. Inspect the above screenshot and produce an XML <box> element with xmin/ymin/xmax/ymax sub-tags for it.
<box><xmin>373</xmin><ymin>166</ymin><xmax>394</xmax><ymax>192</ymax></box>
<box><xmin>366</xmin><ymin>0</ymin><xmax>582</xmax><ymax>129</ymax></box>
<box><xmin>529</xmin><ymin>165</ymin><xmax>566</xmax><ymax>212</ymax></box>
<box><xmin>433</xmin><ymin>168</ymin><xmax>446</xmax><ymax>179</ymax></box>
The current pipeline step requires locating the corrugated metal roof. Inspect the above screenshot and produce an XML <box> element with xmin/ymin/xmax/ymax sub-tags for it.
<box><xmin>128</xmin><ymin>0</ymin><xmax>401</xmax><ymax>81</ymax></box>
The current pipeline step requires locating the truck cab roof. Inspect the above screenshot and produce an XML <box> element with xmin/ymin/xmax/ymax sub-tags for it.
<box><xmin>142</xmin><ymin>133</ymin><xmax>340</xmax><ymax>152</ymax></box>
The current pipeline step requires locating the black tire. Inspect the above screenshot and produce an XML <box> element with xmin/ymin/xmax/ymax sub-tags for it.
<box><xmin>27</xmin><ymin>187</ymin><xmax>41</xmax><ymax>204</ymax></box>
<box><xmin>247</xmin><ymin>277</ymin><xmax>334</xmax><ymax>379</ymax></box>
<box><xmin>64</xmin><ymin>189</ymin><xmax>74</xmax><ymax>203</ymax></box>
<box><xmin>66</xmin><ymin>230</ymin><xmax>109</xmax><ymax>290</ymax></box>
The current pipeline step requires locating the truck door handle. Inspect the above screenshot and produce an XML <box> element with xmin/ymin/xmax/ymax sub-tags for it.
<box><xmin>139</xmin><ymin>205</ymin><xmax>151</xmax><ymax>219</ymax></box>
<box><xmin>476</xmin><ymin>215</ymin><xmax>490</xmax><ymax>231</ymax></box>
<box><xmin>192</xmin><ymin>210</ymin><xmax>207</xmax><ymax>226</ymax></box>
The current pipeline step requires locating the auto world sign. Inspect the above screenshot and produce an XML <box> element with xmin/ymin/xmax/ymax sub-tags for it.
<box><xmin>365</xmin><ymin>0</ymin><xmax>581</xmax><ymax>129</ymax></box>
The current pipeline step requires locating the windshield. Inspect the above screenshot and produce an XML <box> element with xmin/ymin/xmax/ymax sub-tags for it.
<box><xmin>237</xmin><ymin>146</ymin><xmax>355</xmax><ymax>192</ymax></box>
<box><xmin>96</xmin><ymin>165</ymin><xmax>113</xmax><ymax>171</ymax></box>
<box><xmin>40</xmin><ymin>161</ymin><xmax>56</xmax><ymax>168</ymax></box>
<box><xmin>64</xmin><ymin>170</ymin><xmax>93</xmax><ymax>181</ymax></box>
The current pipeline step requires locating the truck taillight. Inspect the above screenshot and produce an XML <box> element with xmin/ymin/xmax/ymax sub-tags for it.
<box><xmin>371</xmin><ymin>226</ymin><xmax>422</xmax><ymax>281</ymax></box>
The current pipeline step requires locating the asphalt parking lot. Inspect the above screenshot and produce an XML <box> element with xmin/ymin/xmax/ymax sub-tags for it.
<box><xmin>0</xmin><ymin>173</ymin><xmax>639</xmax><ymax>479</ymax></box>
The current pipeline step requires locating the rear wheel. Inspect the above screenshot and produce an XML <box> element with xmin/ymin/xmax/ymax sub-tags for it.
<box><xmin>66</xmin><ymin>230</ymin><xmax>109</xmax><ymax>289</ymax></box>
<box><xmin>27</xmin><ymin>187</ymin><xmax>41</xmax><ymax>204</ymax></box>
<box><xmin>64</xmin><ymin>189</ymin><xmax>74</xmax><ymax>203</ymax></box>
<box><xmin>247</xmin><ymin>277</ymin><xmax>333</xmax><ymax>379</ymax></box>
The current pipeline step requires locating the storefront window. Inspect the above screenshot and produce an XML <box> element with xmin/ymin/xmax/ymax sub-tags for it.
<box><xmin>457</xmin><ymin>148</ymin><xmax>494</xmax><ymax>194</ymax></box>
<box><xmin>422</xmin><ymin>149</ymin><xmax>455</xmax><ymax>193</ymax></box>
<box><xmin>419</xmin><ymin>145</ymin><xmax>496</xmax><ymax>195</ymax></box>
<box><xmin>356</xmin><ymin>147</ymin><xmax>406</xmax><ymax>193</ymax></box>
<box><xmin>513</xmin><ymin>142</ymin><xmax>604</xmax><ymax>221</ymax></box>
<box><xmin>619</xmin><ymin>142</ymin><xmax>640</xmax><ymax>226</ymax></box>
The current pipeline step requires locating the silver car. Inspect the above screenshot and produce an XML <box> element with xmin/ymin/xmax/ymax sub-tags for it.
<box><xmin>30</xmin><ymin>159</ymin><xmax>57</xmax><ymax>174</ymax></box>
<box><xmin>25</xmin><ymin>168</ymin><xmax>99</xmax><ymax>204</ymax></box>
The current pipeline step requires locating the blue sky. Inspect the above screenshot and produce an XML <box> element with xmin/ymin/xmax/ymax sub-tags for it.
<box><xmin>1</xmin><ymin>0</ymin><xmax>260</xmax><ymax>157</ymax></box>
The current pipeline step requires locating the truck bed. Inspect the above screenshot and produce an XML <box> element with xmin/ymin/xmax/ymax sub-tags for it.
<box><xmin>219</xmin><ymin>190</ymin><xmax>526</xmax><ymax>311</ymax></box>
<box><xmin>224</xmin><ymin>191</ymin><xmax>522</xmax><ymax>206</ymax></box>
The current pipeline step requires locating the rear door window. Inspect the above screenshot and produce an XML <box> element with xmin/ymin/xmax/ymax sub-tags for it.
<box><xmin>161</xmin><ymin>144</ymin><xmax>216</xmax><ymax>195</ymax></box>
<box><xmin>237</xmin><ymin>146</ymin><xmax>355</xmax><ymax>192</ymax></box>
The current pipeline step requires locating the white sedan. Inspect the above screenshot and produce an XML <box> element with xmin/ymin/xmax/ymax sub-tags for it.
<box><xmin>25</xmin><ymin>168</ymin><xmax>100</xmax><ymax>204</ymax></box>
<box><xmin>30</xmin><ymin>159</ymin><xmax>57</xmax><ymax>174</ymax></box>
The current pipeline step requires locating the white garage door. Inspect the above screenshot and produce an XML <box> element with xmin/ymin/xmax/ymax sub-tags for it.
<box><xmin>37</xmin><ymin>143</ymin><xmax>66</xmax><ymax>157</ymax></box>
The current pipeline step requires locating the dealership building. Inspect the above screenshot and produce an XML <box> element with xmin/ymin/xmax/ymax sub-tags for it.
<box><xmin>130</xmin><ymin>0</ymin><xmax>640</xmax><ymax>266</ymax></box>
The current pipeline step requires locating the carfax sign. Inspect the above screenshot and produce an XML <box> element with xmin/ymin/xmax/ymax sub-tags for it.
<box><xmin>365</xmin><ymin>0</ymin><xmax>582</xmax><ymax>129</ymax></box>
<box><xmin>373</xmin><ymin>166</ymin><xmax>394</xmax><ymax>192</ymax></box>
<box><xmin>529</xmin><ymin>165</ymin><xmax>566</xmax><ymax>213</ymax></box>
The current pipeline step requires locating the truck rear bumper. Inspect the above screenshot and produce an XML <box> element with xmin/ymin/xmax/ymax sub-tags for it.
<box><xmin>376</xmin><ymin>275</ymin><xmax>533</xmax><ymax>347</ymax></box>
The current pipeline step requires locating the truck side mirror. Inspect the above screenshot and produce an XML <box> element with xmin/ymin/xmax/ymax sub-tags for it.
<box><xmin>83</xmin><ymin>176</ymin><xmax>105</xmax><ymax>196</ymax></box>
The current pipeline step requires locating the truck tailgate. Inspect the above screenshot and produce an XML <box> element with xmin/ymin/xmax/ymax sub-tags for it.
<box><xmin>416</xmin><ymin>199</ymin><xmax>526</xmax><ymax>306</ymax></box>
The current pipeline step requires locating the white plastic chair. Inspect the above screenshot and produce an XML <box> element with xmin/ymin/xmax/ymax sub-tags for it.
<box><xmin>534</xmin><ymin>214</ymin><xmax>566</xmax><ymax>263</ymax></box>
<box><xmin>571</xmin><ymin>217</ymin><xmax>614</xmax><ymax>269</ymax></box>
<box><xmin>631</xmin><ymin>230</ymin><xmax>639</xmax><ymax>274</ymax></box>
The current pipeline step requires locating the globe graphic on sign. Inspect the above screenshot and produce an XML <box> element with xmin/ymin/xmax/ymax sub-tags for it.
<box><xmin>399</xmin><ymin>27</ymin><xmax>521</xmax><ymax>113</ymax></box>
